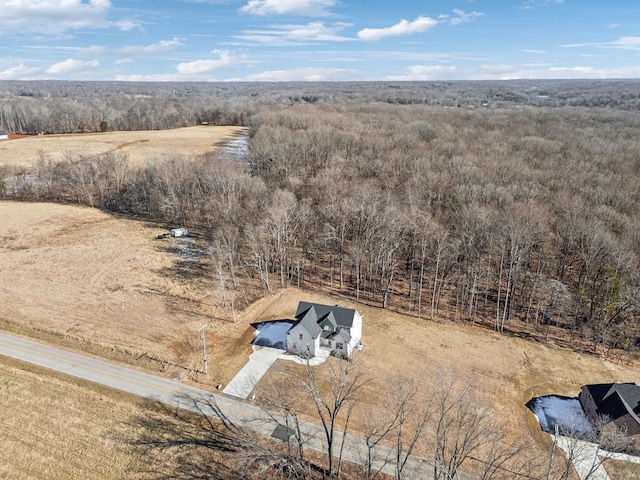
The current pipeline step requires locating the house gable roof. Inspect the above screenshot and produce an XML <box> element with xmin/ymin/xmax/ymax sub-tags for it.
<box><xmin>295</xmin><ymin>301</ymin><xmax>358</xmax><ymax>329</ymax></box>
<box><xmin>291</xmin><ymin>305</ymin><xmax>322</xmax><ymax>339</ymax></box>
<box><xmin>585</xmin><ymin>383</ymin><xmax>640</xmax><ymax>425</ymax></box>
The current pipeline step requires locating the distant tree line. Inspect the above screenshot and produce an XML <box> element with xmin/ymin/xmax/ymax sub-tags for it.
<box><xmin>2</xmin><ymin>79</ymin><xmax>640</xmax><ymax>134</ymax></box>
<box><xmin>2</xmin><ymin>83</ymin><xmax>639</xmax><ymax>357</ymax></box>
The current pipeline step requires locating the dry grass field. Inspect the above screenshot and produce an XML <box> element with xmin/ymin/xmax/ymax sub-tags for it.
<box><xmin>2</xmin><ymin>200</ymin><xmax>640</xmax><ymax>477</ymax></box>
<box><xmin>0</xmin><ymin>126</ymin><xmax>245</xmax><ymax>168</ymax></box>
<box><xmin>0</xmin><ymin>358</ymin><xmax>153</xmax><ymax>479</ymax></box>
<box><xmin>0</xmin><ymin>357</ymin><xmax>243</xmax><ymax>480</ymax></box>
<box><xmin>0</xmin><ymin>201</ymin><xmax>256</xmax><ymax>389</ymax></box>
<box><xmin>253</xmin><ymin>290</ymin><xmax>640</xmax><ymax>458</ymax></box>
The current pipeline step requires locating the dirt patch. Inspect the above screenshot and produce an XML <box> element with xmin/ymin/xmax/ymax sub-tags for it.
<box><xmin>0</xmin><ymin>126</ymin><xmax>246</xmax><ymax>169</ymax></box>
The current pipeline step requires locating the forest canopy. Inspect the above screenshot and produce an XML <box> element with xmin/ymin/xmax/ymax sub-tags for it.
<box><xmin>1</xmin><ymin>79</ymin><xmax>639</xmax><ymax>357</ymax></box>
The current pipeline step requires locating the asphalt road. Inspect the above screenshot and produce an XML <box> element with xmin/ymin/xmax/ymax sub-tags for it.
<box><xmin>0</xmin><ymin>332</ymin><xmax>433</xmax><ymax>479</ymax></box>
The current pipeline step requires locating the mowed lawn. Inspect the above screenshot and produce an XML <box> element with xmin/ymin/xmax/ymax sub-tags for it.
<box><xmin>0</xmin><ymin>126</ymin><xmax>246</xmax><ymax>168</ymax></box>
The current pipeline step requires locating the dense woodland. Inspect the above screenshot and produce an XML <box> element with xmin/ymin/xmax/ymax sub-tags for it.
<box><xmin>1</xmin><ymin>80</ymin><xmax>639</xmax><ymax>359</ymax></box>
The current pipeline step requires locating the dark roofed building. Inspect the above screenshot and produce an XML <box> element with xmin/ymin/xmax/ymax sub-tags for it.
<box><xmin>579</xmin><ymin>382</ymin><xmax>640</xmax><ymax>447</ymax></box>
<box><xmin>287</xmin><ymin>301</ymin><xmax>362</xmax><ymax>358</ymax></box>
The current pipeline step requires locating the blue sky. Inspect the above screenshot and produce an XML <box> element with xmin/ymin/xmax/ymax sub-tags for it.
<box><xmin>0</xmin><ymin>0</ymin><xmax>639</xmax><ymax>81</ymax></box>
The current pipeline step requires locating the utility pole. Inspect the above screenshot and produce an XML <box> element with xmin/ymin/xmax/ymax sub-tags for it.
<box><xmin>199</xmin><ymin>324</ymin><xmax>208</xmax><ymax>375</ymax></box>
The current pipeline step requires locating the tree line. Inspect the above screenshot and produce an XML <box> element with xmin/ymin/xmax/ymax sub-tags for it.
<box><xmin>2</xmin><ymin>90</ymin><xmax>639</xmax><ymax>357</ymax></box>
<box><xmin>2</xmin><ymin>79</ymin><xmax>640</xmax><ymax>135</ymax></box>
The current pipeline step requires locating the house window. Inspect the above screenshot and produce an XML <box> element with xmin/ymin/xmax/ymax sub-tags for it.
<box><xmin>324</xmin><ymin>325</ymin><xmax>331</xmax><ymax>331</ymax></box>
<box><xmin>336</xmin><ymin>342</ymin><xmax>344</xmax><ymax>350</ymax></box>
<box><xmin>299</xmin><ymin>334</ymin><xmax>303</xmax><ymax>340</ymax></box>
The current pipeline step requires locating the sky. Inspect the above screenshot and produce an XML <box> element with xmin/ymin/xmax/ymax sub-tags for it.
<box><xmin>0</xmin><ymin>0</ymin><xmax>639</xmax><ymax>82</ymax></box>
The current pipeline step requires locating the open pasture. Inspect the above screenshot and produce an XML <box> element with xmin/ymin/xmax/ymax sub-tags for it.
<box><xmin>0</xmin><ymin>201</ymin><xmax>256</xmax><ymax>389</ymax></box>
<box><xmin>0</xmin><ymin>125</ymin><xmax>245</xmax><ymax>168</ymax></box>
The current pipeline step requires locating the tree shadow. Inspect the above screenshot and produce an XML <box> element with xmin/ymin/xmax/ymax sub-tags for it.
<box><xmin>155</xmin><ymin>238</ymin><xmax>210</xmax><ymax>283</ymax></box>
<box><xmin>123</xmin><ymin>397</ymin><xmax>243</xmax><ymax>479</ymax></box>
<box><xmin>122</xmin><ymin>394</ymin><xmax>331</xmax><ymax>480</ymax></box>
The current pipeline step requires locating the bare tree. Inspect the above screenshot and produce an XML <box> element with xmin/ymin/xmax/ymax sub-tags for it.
<box><xmin>431</xmin><ymin>370</ymin><xmax>499</xmax><ymax>480</ymax></box>
<box><xmin>389</xmin><ymin>374</ymin><xmax>432</xmax><ymax>480</ymax></box>
<box><xmin>300</xmin><ymin>356</ymin><xmax>368</xmax><ymax>478</ymax></box>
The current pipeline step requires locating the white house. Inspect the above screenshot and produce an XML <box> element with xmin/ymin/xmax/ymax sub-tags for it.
<box><xmin>286</xmin><ymin>301</ymin><xmax>362</xmax><ymax>359</ymax></box>
<box><xmin>0</xmin><ymin>131</ymin><xmax>8</xmax><ymax>141</ymax></box>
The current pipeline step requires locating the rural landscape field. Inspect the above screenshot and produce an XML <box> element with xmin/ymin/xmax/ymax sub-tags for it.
<box><xmin>0</xmin><ymin>125</ymin><xmax>244</xmax><ymax>169</ymax></box>
<box><xmin>1</xmin><ymin>80</ymin><xmax>640</xmax><ymax>479</ymax></box>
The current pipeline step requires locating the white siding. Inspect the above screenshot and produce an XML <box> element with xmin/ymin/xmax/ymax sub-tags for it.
<box><xmin>287</xmin><ymin>324</ymin><xmax>318</xmax><ymax>357</ymax></box>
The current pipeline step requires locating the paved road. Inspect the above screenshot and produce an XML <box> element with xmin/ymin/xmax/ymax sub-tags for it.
<box><xmin>0</xmin><ymin>332</ymin><xmax>432</xmax><ymax>479</ymax></box>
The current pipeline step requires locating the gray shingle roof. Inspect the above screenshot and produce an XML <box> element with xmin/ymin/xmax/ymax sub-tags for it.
<box><xmin>295</xmin><ymin>301</ymin><xmax>357</xmax><ymax>329</ymax></box>
<box><xmin>294</xmin><ymin>305</ymin><xmax>322</xmax><ymax>338</ymax></box>
<box><xmin>585</xmin><ymin>383</ymin><xmax>640</xmax><ymax>425</ymax></box>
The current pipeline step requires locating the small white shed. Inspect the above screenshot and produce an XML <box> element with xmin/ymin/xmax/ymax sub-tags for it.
<box><xmin>170</xmin><ymin>227</ymin><xmax>188</xmax><ymax>237</ymax></box>
<box><xmin>0</xmin><ymin>131</ymin><xmax>8</xmax><ymax>141</ymax></box>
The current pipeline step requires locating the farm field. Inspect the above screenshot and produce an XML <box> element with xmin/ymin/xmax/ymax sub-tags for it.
<box><xmin>0</xmin><ymin>201</ymin><xmax>255</xmax><ymax>389</ymax></box>
<box><xmin>2</xmin><ymin>200</ymin><xmax>640</xmax><ymax>477</ymax></box>
<box><xmin>0</xmin><ymin>125</ymin><xmax>245</xmax><ymax>168</ymax></box>
<box><xmin>0</xmin><ymin>357</ymin><xmax>242</xmax><ymax>480</ymax></box>
<box><xmin>0</xmin><ymin>358</ymin><xmax>154</xmax><ymax>479</ymax></box>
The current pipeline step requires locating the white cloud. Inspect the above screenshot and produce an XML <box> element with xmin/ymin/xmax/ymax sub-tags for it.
<box><xmin>522</xmin><ymin>49</ymin><xmax>547</xmax><ymax>54</ymax></box>
<box><xmin>229</xmin><ymin>66</ymin><xmax>362</xmax><ymax>81</ymax></box>
<box><xmin>79</xmin><ymin>38</ymin><xmax>184</xmax><ymax>57</ymax></box>
<box><xmin>45</xmin><ymin>58</ymin><xmax>99</xmax><ymax>74</ymax></box>
<box><xmin>116</xmin><ymin>58</ymin><xmax>133</xmax><ymax>64</ymax></box>
<box><xmin>118</xmin><ymin>49</ymin><xmax>238</xmax><ymax>81</ymax></box>
<box><xmin>563</xmin><ymin>36</ymin><xmax>640</xmax><ymax>51</ymax></box>
<box><xmin>607</xmin><ymin>23</ymin><xmax>621</xmax><ymax>29</ymax></box>
<box><xmin>387</xmin><ymin>62</ymin><xmax>640</xmax><ymax>81</ymax></box>
<box><xmin>176</xmin><ymin>49</ymin><xmax>234</xmax><ymax>74</ymax></box>
<box><xmin>0</xmin><ymin>0</ymin><xmax>139</xmax><ymax>35</ymax></box>
<box><xmin>236</xmin><ymin>22</ymin><xmax>352</xmax><ymax>45</ymax></box>
<box><xmin>449</xmin><ymin>9</ymin><xmax>484</xmax><ymax>26</ymax></box>
<box><xmin>116</xmin><ymin>73</ymin><xmax>186</xmax><ymax>81</ymax></box>
<box><xmin>0</xmin><ymin>63</ymin><xmax>42</xmax><ymax>80</ymax></box>
<box><xmin>386</xmin><ymin>65</ymin><xmax>458</xmax><ymax>81</ymax></box>
<box><xmin>603</xmin><ymin>36</ymin><xmax>640</xmax><ymax>51</ymax></box>
<box><xmin>520</xmin><ymin>0</ymin><xmax>563</xmax><ymax>9</ymax></box>
<box><xmin>358</xmin><ymin>16</ymin><xmax>438</xmax><ymax>42</ymax></box>
<box><xmin>240</xmin><ymin>0</ymin><xmax>337</xmax><ymax>16</ymax></box>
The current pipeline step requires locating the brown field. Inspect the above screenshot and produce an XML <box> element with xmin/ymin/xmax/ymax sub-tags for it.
<box><xmin>1</xmin><ymin>200</ymin><xmax>640</xmax><ymax>477</ymax></box>
<box><xmin>253</xmin><ymin>290</ymin><xmax>640</xmax><ymax>470</ymax></box>
<box><xmin>0</xmin><ymin>126</ymin><xmax>245</xmax><ymax>168</ymax></box>
<box><xmin>0</xmin><ymin>357</ymin><xmax>243</xmax><ymax>480</ymax></box>
<box><xmin>0</xmin><ymin>201</ymin><xmax>256</xmax><ymax>389</ymax></box>
<box><xmin>0</xmin><ymin>358</ymin><xmax>153</xmax><ymax>479</ymax></box>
